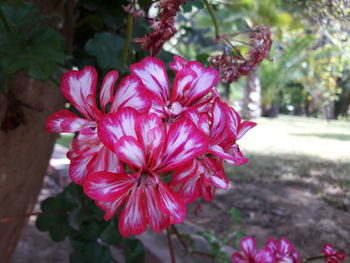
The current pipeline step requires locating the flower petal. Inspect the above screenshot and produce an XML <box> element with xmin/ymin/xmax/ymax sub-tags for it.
<box><xmin>209</xmin><ymin>99</ymin><xmax>227</xmax><ymax>144</ymax></box>
<box><xmin>84</xmin><ymin>171</ymin><xmax>135</xmax><ymax>202</ymax></box>
<box><xmin>171</xmin><ymin>160</ymin><xmax>198</xmax><ymax>185</ymax></box>
<box><xmin>110</xmin><ymin>75</ymin><xmax>151</xmax><ymax>114</ymax></box>
<box><xmin>237</xmin><ymin>121</ymin><xmax>257</xmax><ymax>140</ymax></box>
<box><xmin>144</xmin><ymin>178</ymin><xmax>170</xmax><ymax>233</ymax></box>
<box><xmin>159</xmin><ymin>118</ymin><xmax>208</xmax><ymax>172</ymax></box>
<box><xmin>209</xmin><ymin>145</ymin><xmax>248</xmax><ymax>166</ymax></box>
<box><xmin>169</xmin><ymin>56</ymin><xmax>188</xmax><ymax>71</ymax></box>
<box><xmin>184</xmin><ymin>61</ymin><xmax>219</xmax><ymax>104</ymax></box>
<box><xmin>135</xmin><ymin>113</ymin><xmax>165</xmax><ymax>167</ymax></box>
<box><xmin>91</xmin><ymin>148</ymin><xmax>124</xmax><ymax>173</ymax></box>
<box><xmin>61</xmin><ymin>66</ymin><xmax>100</xmax><ymax>119</ymax></box>
<box><xmin>46</xmin><ymin>110</ymin><xmax>93</xmax><ymax>133</ymax></box>
<box><xmin>100</xmin><ymin>70</ymin><xmax>119</xmax><ymax>112</ymax></box>
<box><xmin>96</xmin><ymin>198</ymin><xmax>125</xmax><ymax>221</ymax></box>
<box><xmin>231</xmin><ymin>252</ymin><xmax>249</xmax><ymax>263</ymax></box>
<box><xmin>114</xmin><ymin>136</ymin><xmax>146</xmax><ymax>169</ymax></box>
<box><xmin>266</xmin><ymin>238</ymin><xmax>278</xmax><ymax>253</ymax></box>
<box><xmin>171</xmin><ymin>68</ymin><xmax>197</xmax><ymax>104</ymax></box>
<box><xmin>157</xmin><ymin>181</ymin><xmax>186</xmax><ymax>224</ymax></box>
<box><xmin>279</xmin><ymin>238</ymin><xmax>294</xmax><ymax>256</ymax></box>
<box><xmin>119</xmin><ymin>187</ymin><xmax>147</xmax><ymax>236</ymax></box>
<box><xmin>98</xmin><ymin>108</ymin><xmax>138</xmax><ymax>151</ymax></box>
<box><xmin>177</xmin><ymin>173</ymin><xmax>201</xmax><ymax>204</ymax></box>
<box><xmin>200</xmin><ymin>183</ymin><xmax>215</xmax><ymax>202</ymax></box>
<box><xmin>130</xmin><ymin>57</ymin><xmax>169</xmax><ymax>104</ymax></box>
<box><xmin>240</xmin><ymin>236</ymin><xmax>256</xmax><ymax>259</ymax></box>
<box><xmin>71</xmin><ymin>131</ymin><xmax>103</xmax><ymax>157</ymax></box>
<box><xmin>254</xmin><ymin>249</ymin><xmax>276</xmax><ymax>263</ymax></box>
<box><xmin>322</xmin><ymin>244</ymin><xmax>335</xmax><ymax>256</ymax></box>
<box><xmin>68</xmin><ymin>153</ymin><xmax>95</xmax><ymax>185</ymax></box>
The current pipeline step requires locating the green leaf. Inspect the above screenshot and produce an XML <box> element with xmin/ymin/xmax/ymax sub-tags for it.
<box><xmin>234</xmin><ymin>230</ymin><xmax>246</xmax><ymax>249</ymax></box>
<box><xmin>0</xmin><ymin>1</ymin><xmax>43</xmax><ymax>32</ymax></box>
<box><xmin>124</xmin><ymin>239</ymin><xmax>145</xmax><ymax>263</ymax></box>
<box><xmin>182</xmin><ymin>0</ymin><xmax>203</xmax><ymax>13</ymax></box>
<box><xmin>100</xmin><ymin>220</ymin><xmax>123</xmax><ymax>245</ymax></box>
<box><xmin>195</xmin><ymin>53</ymin><xmax>209</xmax><ymax>65</ymax></box>
<box><xmin>70</xmin><ymin>240</ymin><xmax>115</xmax><ymax>263</ymax></box>
<box><xmin>0</xmin><ymin>2</ymin><xmax>65</xmax><ymax>80</ymax></box>
<box><xmin>229</xmin><ymin>208</ymin><xmax>241</xmax><ymax>225</ymax></box>
<box><xmin>85</xmin><ymin>32</ymin><xmax>124</xmax><ymax>70</ymax></box>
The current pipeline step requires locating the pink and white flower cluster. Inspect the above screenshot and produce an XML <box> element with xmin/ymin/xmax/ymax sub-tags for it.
<box><xmin>232</xmin><ymin>236</ymin><xmax>300</xmax><ymax>263</ymax></box>
<box><xmin>323</xmin><ymin>244</ymin><xmax>346</xmax><ymax>263</ymax></box>
<box><xmin>232</xmin><ymin>236</ymin><xmax>346</xmax><ymax>263</ymax></box>
<box><xmin>46</xmin><ymin>56</ymin><xmax>256</xmax><ymax>237</ymax></box>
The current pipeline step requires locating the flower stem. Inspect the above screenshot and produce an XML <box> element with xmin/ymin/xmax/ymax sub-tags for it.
<box><xmin>302</xmin><ymin>255</ymin><xmax>325</xmax><ymax>262</ymax></box>
<box><xmin>121</xmin><ymin>13</ymin><xmax>133</xmax><ymax>69</ymax></box>
<box><xmin>0</xmin><ymin>6</ymin><xmax>11</xmax><ymax>32</ymax></box>
<box><xmin>172</xmin><ymin>225</ymin><xmax>215</xmax><ymax>259</ymax></box>
<box><xmin>203</xmin><ymin>0</ymin><xmax>220</xmax><ymax>39</ymax></box>
<box><xmin>166</xmin><ymin>227</ymin><xmax>176</xmax><ymax>263</ymax></box>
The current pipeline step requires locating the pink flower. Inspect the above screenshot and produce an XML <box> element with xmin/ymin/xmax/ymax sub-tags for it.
<box><xmin>266</xmin><ymin>238</ymin><xmax>301</xmax><ymax>263</ymax></box>
<box><xmin>135</xmin><ymin>0</ymin><xmax>186</xmax><ymax>56</ymax></box>
<box><xmin>130</xmin><ymin>57</ymin><xmax>219</xmax><ymax>122</ymax></box>
<box><xmin>83</xmin><ymin>107</ymin><xmax>208</xmax><ymax>236</ymax></box>
<box><xmin>210</xmin><ymin>26</ymin><xmax>272</xmax><ymax>83</ymax></box>
<box><xmin>231</xmin><ymin>236</ymin><xmax>276</xmax><ymax>263</ymax></box>
<box><xmin>322</xmin><ymin>244</ymin><xmax>346</xmax><ymax>263</ymax></box>
<box><xmin>46</xmin><ymin>67</ymin><xmax>151</xmax><ymax>184</ymax></box>
<box><xmin>171</xmin><ymin>99</ymin><xmax>256</xmax><ymax>203</ymax></box>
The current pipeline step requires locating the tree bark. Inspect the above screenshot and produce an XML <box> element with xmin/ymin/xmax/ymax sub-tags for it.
<box><xmin>0</xmin><ymin>1</ymin><xmax>74</xmax><ymax>262</ymax></box>
<box><xmin>241</xmin><ymin>67</ymin><xmax>262</xmax><ymax>119</ymax></box>
<box><xmin>0</xmin><ymin>73</ymin><xmax>65</xmax><ymax>263</ymax></box>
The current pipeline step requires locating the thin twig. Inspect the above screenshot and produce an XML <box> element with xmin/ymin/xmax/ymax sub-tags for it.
<box><xmin>172</xmin><ymin>225</ymin><xmax>188</xmax><ymax>251</ymax></box>
<box><xmin>172</xmin><ymin>225</ymin><xmax>216</xmax><ymax>259</ymax></box>
<box><xmin>203</xmin><ymin>0</ymin><xmax>220</xmax><ymax>39</ymax></box>
<box><xmin>121</xmin><ymin>13</ymin><xmax>134</xmax><ymax>69</ymax></box>
<box><xmin>166</xmin><ymin>227</ymin><xmax>177</xmax><ymax>263</ymax></box>
<box><xmin>302</xmin><ymin>255</ymin><xmax>325</xmax><ymax>262</ymax></box>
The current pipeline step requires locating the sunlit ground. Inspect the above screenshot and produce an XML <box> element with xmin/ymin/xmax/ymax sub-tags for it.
<box><xmin>239</xmin><ymin>115</ymin><xmax>350</xmax><ymax>162</ymax></box>
<box><xmin>229</xmin><ymin>115</ymin><xmax>350</xmax><ymax>209</ymax></box>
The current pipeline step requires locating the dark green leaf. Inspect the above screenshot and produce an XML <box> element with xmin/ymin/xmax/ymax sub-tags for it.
<box><xmin>182</xmin><ymin>0</ymin><xmax>204</xmax><ymax>13</ymax></box>
<box><xmin>124</xmin><ymin>239</ymin><xmax>145</xmax><ymax>263</ymax></box>
<box><xmin>196</xmin><ymin>53</ymin><xmax>210</xmax><ymax>65</ymax></box>
<box><xmin>229</xmin><ymin>208</ymin><xmax>241</xmax><ymax>225</ymax></box>
<box><xmin>100</xmin><ymin>220</ymin><xmax>123</xmax><ymax>245</ymax></box>
<box><xmin>234</xmin><ymin>230</ymin><xmax>246</xmax><ymax>249</ymax></box>
<box><xmin>85</xmin><ymin>32</ymin><xmax>124</xmax><ymax>70</ymax></box>
<box><xmin>70</xmin><ymin>240</ymin><xmax>114</xmax><ymax>263</ymax></box>
<box><xmin>0</xmin><ymin>1</ymin><xmax>42</xmax><ymax>32</ymax></box>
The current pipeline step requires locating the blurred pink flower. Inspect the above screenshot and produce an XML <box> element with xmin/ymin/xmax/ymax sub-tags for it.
<box><xmin>322</xmin><ymin>244</ymin><xmax>346</xmax><ymax>263</ymax></box>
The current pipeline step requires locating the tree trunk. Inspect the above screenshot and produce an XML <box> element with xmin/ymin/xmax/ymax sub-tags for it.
<box><xmin>241</xmin><ymin>67</ymin><xmax>262</xmax><ymax>119</ymax></box>
<box><xmin>323</xmin><ymin>101</ymin><xmax>336</xmax><ymax>120</ymax></box>
<box><xmin>0</xmin><ymin>1</ymin><xmax>75</xmax><ymax>261</ymax></box>
<box><xmin>0</xmin><ymin>73</ymin><xmax>65</xmax><ymax>262</ymax></box>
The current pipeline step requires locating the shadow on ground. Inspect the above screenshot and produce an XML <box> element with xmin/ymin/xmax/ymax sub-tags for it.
<box><xmin>187</xmin><ymin>152</ymin><xmax>350</xmax><ymax>258</ymax></box>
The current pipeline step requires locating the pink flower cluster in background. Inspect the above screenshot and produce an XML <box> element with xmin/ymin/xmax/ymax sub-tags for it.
<box><xmin>210</xmin><ymin>26</ymin><xmax>272</xmax><ymax>83</ymax></box>
<box><xmin>135</xmin><ymin>0</ymin><xmax>186</xmax><ymax>56</ymax></box>
<box><xmin>46</xmin><ymin>56</ymin><xmax>255</xmax><ymax>236</ymax></box>
<box><xmin>323</xmin><ymin>244</ymin><xmax>346</xmax><ymax>263</ymax></box>
<box><xmin>232</xmin><ymin>236</ymin><xmax>346</xmax><ymax>263</ymax></box>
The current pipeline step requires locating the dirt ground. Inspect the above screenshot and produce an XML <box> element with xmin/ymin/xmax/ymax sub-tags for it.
<box><xmin>187</xmin><ymin>177</ymin><xmax>350</xmax><ymax>258</ymax></box>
